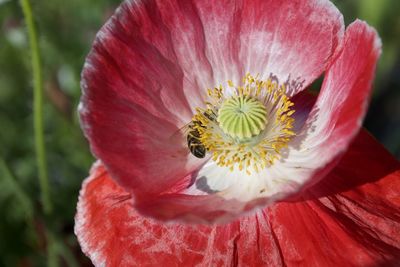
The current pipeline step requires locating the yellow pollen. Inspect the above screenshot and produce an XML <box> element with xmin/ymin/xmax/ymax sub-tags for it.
<box><xmin>190</xmin><ymin>73</ymin><xmax>296</xmax><ymax>174</ymax></box>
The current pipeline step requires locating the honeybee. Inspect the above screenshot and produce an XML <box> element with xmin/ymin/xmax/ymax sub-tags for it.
<box><xmin>187</xmin><ymin>124</ymin><xmax>206</xmax><ymax>158</ymax></box>
<box><xmin>171</xmin><ymin>111</ymin><xmax>215</xmax><ymax>158</ymax></box>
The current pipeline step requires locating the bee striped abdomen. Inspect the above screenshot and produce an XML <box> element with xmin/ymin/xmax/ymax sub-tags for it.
<box><xmin>187</xmin><ymin>128</ymin><xmax>206</xmax><ymax>158</ymax></box>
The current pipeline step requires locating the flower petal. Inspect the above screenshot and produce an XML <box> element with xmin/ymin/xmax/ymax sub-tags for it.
<box><xmin>80</xmin><ymin>0</ymin><xmax>344</xmax><ymax>199</ymax></box>
<box><xmin>75</xmin><ymin>161</ymin><xmax>286</xmax><ymax>266</ymax></box>
<box><xmin>268</xmin><ymin>19</ymin><xmax>382</xmax><ymax>196</ymax></box>
<box><xmin>237</xmin><ymin>0</ymin><xmax>344</xmax><ymax>95</ymax></box>
<box><xmin>76</xmin><ymin>131</ymin><xmax>400</xmax><ymax>266</ymax></box>
<box><xmin>271</xmin><ymin>130</ymin><xmax>400</xmax><ymax>266</ymax></box>
<box><xmin>79</xmin><ymin>0</ymin><xmax>213</xmax><ymax>198</ymax></box>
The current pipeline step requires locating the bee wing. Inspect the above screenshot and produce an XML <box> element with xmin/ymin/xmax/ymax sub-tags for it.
<box><xmin>168</xmin><ymin>123</ymin><xmax>191</xmax><ymax>144</ymax></box>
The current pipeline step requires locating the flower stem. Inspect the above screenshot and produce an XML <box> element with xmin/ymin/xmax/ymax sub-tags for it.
<box><xmin>20</xmin><ymin>0</ymin><xmax>52</xmax><ymax>214</ymax></box>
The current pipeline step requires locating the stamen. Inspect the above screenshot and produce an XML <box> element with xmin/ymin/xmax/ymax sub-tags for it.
<box><xmin>189</xmin><ymin>74</ymin><xmax>296</xmax><ymax>174</ymax></box>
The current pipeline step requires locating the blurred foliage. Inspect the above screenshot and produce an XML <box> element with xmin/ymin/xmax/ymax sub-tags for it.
<box><xmin>0</xmin><ymin>0</ymin><xmax>399</xmax><ymax>266</ymax></box>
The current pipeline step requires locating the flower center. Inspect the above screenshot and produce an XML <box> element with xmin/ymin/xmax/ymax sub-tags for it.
<box><xmin>187</xmin><ymin>74</ymin><xmax>296</xmax><ymax>174</ymax></box>
<box><xmin>217</xmin><ymin>96</ymin><xmax>267</xmax><ymax>141</ymax></box>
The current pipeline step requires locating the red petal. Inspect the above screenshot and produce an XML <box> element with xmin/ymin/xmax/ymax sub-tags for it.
<box><xmin>80</xmin><ymin>0</ymin><xmax>212</xmax><ymax>198</ymax></box>
<box><xmin>75</xmin><ymin>162</ymin><xmax>286</xmax><ymax>266</ymax></box>
<box><xmin>80</xmin><ymin>0</ymin><xmax>344</xmax><ymax>199</ymax></box>
<box><xmin>282</xmin><ymin>20</ymin><xmax>382</xmax><ymax>192</ymax></box>
<box><xmin>76</xmin><ymin>131</ymin><xmax>400</xmax><ymax>266</ymax></box>
<box><xmin>272</xmin><ymin>130</ymin><xmax>400</xmax><ymax>266</ymax></box>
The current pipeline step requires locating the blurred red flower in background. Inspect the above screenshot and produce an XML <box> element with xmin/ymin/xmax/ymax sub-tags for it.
<box><xmin>75</xmin><ymin>0</ymin><xmax>400</xmax><ymax>266</ymax></box>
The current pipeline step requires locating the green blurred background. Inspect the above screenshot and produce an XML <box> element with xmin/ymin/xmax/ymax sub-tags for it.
<box><xmin>0</xmin><ymin>0</ymin><xmax>399</xmax><ymax>266</ymax></box>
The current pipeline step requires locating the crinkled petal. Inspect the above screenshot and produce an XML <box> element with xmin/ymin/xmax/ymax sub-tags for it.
<box><xmin>75</xmin><ymin>161</ymin><xmax>285</xmax><ymax>266</ymax></box>
<box><xmin>271</xmin><ymin>130</ymin><xmax>400</xmax><ymax>266</ymax></box>
<box><xmin>80</xmin><ymin>0</ymin><xmax>344</xmax><ymax>199</ymax></box>
<box><xmin>76</xmin><ymin>131</ymin><xmax>400</xmax><ymax>266</ymax></box>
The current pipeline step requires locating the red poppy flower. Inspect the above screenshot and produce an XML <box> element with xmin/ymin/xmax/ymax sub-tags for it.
<box><xmin>75</xmin><ymin>0</ymin><xmax>400</xmax><ymax>266</ymax></box>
